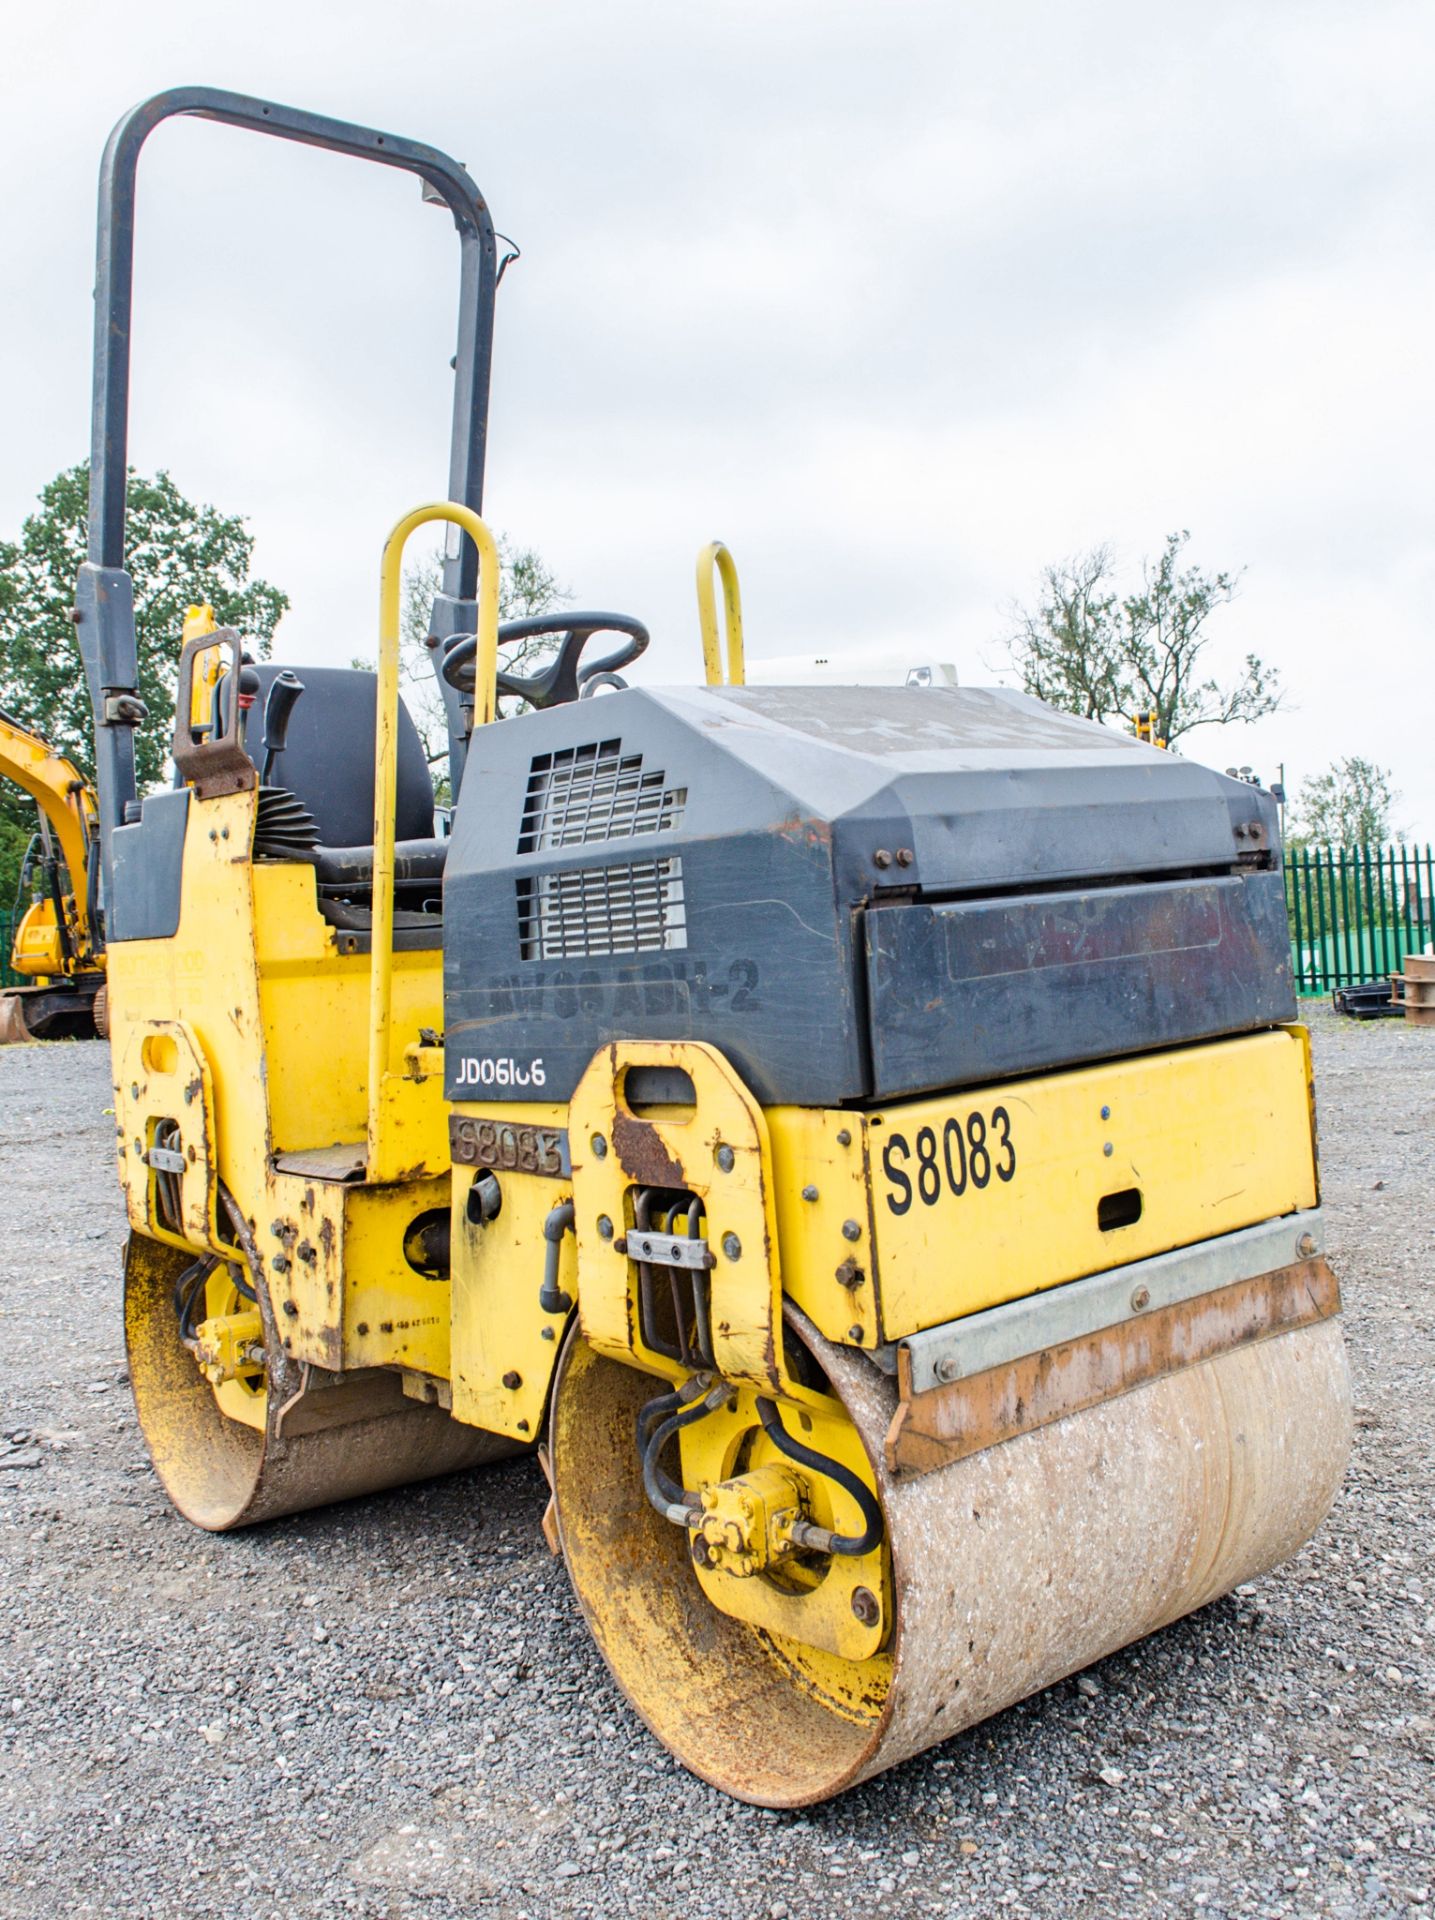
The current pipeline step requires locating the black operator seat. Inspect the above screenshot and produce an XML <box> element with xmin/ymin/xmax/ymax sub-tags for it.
<box><xmin>243</xmin><ymin>663</ymin><xmax>448</xmax><ymax>888</ymax></box>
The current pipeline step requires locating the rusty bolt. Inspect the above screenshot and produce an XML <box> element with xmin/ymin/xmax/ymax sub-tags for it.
<box><xmin>850</xmin><ymin>1585</ymin><xmax>880</xmax><ymax>1627</ymax></box>
<box><xmin>270</xmin><ymin>1220</ymin><xmax>286</xmax><ymax>1238</ymax></box>
<box><xmin>296</xmin><ymin>1240</ymin><xmax>316</xmax><ymax>1264</ymax></box>
<box><xmin>517</xmin><ymin>1419</ymin><xmax>530</xmax><ymax>1434</ymax></box>
<box><xmin>896</xmin><ymin>847</ymin><xmax>915</xmax><ymax>868</ymax></box>
<box><xmin>272</xmin><ymin>1254</ymin><xmax>290</xmax><ymax>1274</ymax></box>
<box><xmin>281</xmin><ymin>1299</ymin><xmax>298</xmax><ymax>1318</ymax></box>
<box><xmin>836</xmin><ymin>1128</ymin><xmax>852</xmax><ymax>1148</ymax></box>
<box><xmin>715</xmin><ymin>1144</ymin><xmax>735</xmax><ymax>1173</ymax></box>
<box><xmin>841</xmin><ymin>1219</ymin><xmax>862</xmax><ymax>1242</ymax></box>
<box><xmin>541</xmin><ymin>1325</ymin><xmax>555</xmax><ymax>1342</ymax></box>
<box><xmin>935</xmin><ymin>1354</ymin><xmax>961</xmax><ymax>1385</ymax></box>
<box><xmin>1244</xmin><ymin>820</ymin><xmax>1263</xmax><ymax>839</ymax></box>
<box><xmin>1130</xmin><ymin>1286</ymin><xmax>1151</xmax><ymax>1312</ymax></box>
<box><xmin>873</xmin><ymin>848</ymin><xmax>893</xmax><ymax>869</ymax></box>
<box><xmin>597</xmin><ymin>1214</ymin><xmax>614</xmax><ymax>1240</ymax></box>
<box><xmin>722</xmin><ymin>1232</ymin><xmax>742</xmax><ymax>1262</ymax></box>
<box><xmin>591</xmin><ymin>1133</ymin><xmax>608</xmax><ymax>1159</ymax></box>
<box><xmin>847</xmin><ymin>1323</ymin><xmax>864</xmax><ymax>1343</ymax></box>
<box><xmin>801</xmin><ymin>1184</ymin><xmax>819</xmax><ymax>1202</ymax></box>
<box><xmin>502</xmin><ymin>1370</ymin><xmax>522</xmax><ymax>1390</ymax></box>
<box><xmin>357</xmin><ymin>1321</ymin><xmax>369</xmax><ymax>1336</ymax></box>
<box><xmin>691</xmin><ymin>1536</ymin><xmax>713</xmax><ymax>1568</ymax></box>
<box><xmin>1297</xmin><ymin>1232</ymin><xmax>1317</xmax><ymax>1258</ymax></box>
<box><xmin>835</xmin><ymin>1258</ymin><xmax>865</xmax><ymax>1291</ymax></box>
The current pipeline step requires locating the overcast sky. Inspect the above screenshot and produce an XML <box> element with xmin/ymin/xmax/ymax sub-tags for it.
<box><xmin>5</xmin><ymin>1</ymin><xmax>1432</xmax><ymax>833</ymax></box>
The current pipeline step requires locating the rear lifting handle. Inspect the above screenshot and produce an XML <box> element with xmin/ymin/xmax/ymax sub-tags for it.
<box><xmin>88</xmin><ymin>87</ymin><xmax>496</xmax><ymax>574</ymax></box>
<box><xmin>81</xmin><ymin>86</ymin><xmax>499</xmax><ymax>899</ymax></box>
<box><xmin>368</xmin><ymin>503</ymin><xmax>500</xmax><ymax>1183</ymax></box>
<box><xmin>695</xmin><ymin>542</ymin><xmax>746</xmax><ymax>688</ymax></box>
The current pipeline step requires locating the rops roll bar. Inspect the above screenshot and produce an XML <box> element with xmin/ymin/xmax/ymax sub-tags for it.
<box><xmin>75</xmin><ymin>86</ymin><xmax>499</xmax><ymax>905</ymax></box>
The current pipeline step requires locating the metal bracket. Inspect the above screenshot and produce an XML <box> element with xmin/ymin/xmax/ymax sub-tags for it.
<box><xmin>102</xmin><ymin>692</ymin><xmax>148</xmax><ymax>726</ymax></box>
<box><xmin>569</xmin><ymin>1041</ymin><xmax>813</xmax><ymax>1402</ymax></box>
<box><xmin>623</xmin><ymin>1230</ymin><xmax>716</xmax><ymax>1272</ymax></box>
<box><xmin>171</xmin><ymin>630</ymin><xmax>258</xmax><ymax>799</ymax></box>
<box><xmin>898</xmin><ymin>1209</ymin><xmax>1325</xmax><ymax>1394</ymax></box>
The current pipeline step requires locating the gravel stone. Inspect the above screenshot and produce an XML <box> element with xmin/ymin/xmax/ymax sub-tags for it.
<box><xmin>1</xmin><ymin>1008</ymin><xmax>1431</xmax><ymax>1917</ymax></box>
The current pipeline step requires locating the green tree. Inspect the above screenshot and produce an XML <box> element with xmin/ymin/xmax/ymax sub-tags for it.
<box><xmin>1290</xmin><ymin>757</ymin><xmax>1401</xmax><ymax>847</ymax></box>
<box><xmin>0</xmin><ymin>461</ymin><xmax>287</xmax><ymax>789</ymax></box>
<box><xmin>0</xmin><ymin>460</ymin><xmax>286</xmax><ymax>910</ymax></box>
<box><xmin>356</xmin><ymin>537</ymin><xmax>569</xmax><ymax>801</ymax></box>
<box><xmin>1007</xmin><ymin>531</ymin><xmax>1281</xmax><ymax>745</ymax></box>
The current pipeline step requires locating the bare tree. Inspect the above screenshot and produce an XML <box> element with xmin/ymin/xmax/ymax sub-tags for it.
<box><xmin>1290</xmin><ymin>757</ymin><xmax>1401</xmax><ymax>847</ymax></box>
<box><xmin>1007</xmin><ymin>531</ymin><xmax>1281</xmax><ymax>745</ymax></box>
<box><xmin>357</xmin><ymin>536</ymin><xmax>570</xmax><ymax>799</ymax></box>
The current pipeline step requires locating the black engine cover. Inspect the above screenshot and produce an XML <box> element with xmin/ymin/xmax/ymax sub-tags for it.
<box><xmin>441</xmin><ymin>684</ymin><xmax>1293</xmax><ymax>1108</ymax></box>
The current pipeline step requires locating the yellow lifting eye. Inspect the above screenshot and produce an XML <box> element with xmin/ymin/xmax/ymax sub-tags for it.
<box><xmin>141</xmin><ymin>1032</ymin><xmax>178</xmax><ymax>1075</ymax></box>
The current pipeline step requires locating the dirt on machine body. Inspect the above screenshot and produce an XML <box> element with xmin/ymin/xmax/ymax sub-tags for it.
<box><xmin>71</xmin><ymin>85</ymin><xmax>1348</xmax><ymax>1805</ymax></box>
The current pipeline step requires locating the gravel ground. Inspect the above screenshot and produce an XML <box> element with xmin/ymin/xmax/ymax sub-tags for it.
<box><xmin>1</xmin><ymin>1007</ymin><xmax>1431</xmax><ymax>1919</ymax></box>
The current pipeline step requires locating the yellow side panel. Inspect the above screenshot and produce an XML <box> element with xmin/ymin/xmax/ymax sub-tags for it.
<box><xmin>568</xmin><ymin>1042</ymin><xmax>788</xmax><ymax>1394</ymax></box>
<box><xmin>261</xmin><ymin>1174</ymin><xmax>452</xmax><ymax>1375</ymax></box>
<box><xmin>342</xmin><ymin>1179</ymin><xmax>452</xmax><ymax>1376</ymax></box>
<box><xmin>770</xmin><ymin>1028</ymin><xmax>1318</xmax><ymax>1343</ymax></box>
<box><xmin>765</xmin><ymin>1108</ymin><xmax>880</xmax><ymax>1346</ymax></box>
<box><xmin>251</xmin><ymin>864</ymin><xmax>446</xmax><ymax>1163</ymax></box>
<box><xmin>448</xmin><ymin>1100</ymin><xmax>573</xmax><ymax>1439</ymax></box>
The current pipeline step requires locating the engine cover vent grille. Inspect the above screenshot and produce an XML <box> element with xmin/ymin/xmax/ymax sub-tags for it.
<box><xmin>518</xmin><ymin>740</ymin><xmax>686</xmax><ymax>854</ymax></box>
<box><xmin>517</xmin><ymin>857</ymin><xmax>687</xmax><ymax>960</ymax></box>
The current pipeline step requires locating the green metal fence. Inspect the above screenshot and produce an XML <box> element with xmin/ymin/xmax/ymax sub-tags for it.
<box><xmin>1286</xmin><ymin>844</ymin><xmax>1435</xmax><ymax>995</ymax></box>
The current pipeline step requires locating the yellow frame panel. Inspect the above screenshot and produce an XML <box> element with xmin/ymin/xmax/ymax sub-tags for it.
<box><xmin>447</xmin><ymin>1099</ymin><xmax>575</xmax><ymax>1440</ymax></box>
<box><xmin>767</xmin><ymin>1027</ymin><xmax>1318</xmax><ymax>1344</ymax></box>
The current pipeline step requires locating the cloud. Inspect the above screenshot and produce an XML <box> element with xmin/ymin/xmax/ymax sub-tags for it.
<box><xmin>2</xmin><ymin>0</ymin><xmax>1431</xmax><ymax>830</ymax></box>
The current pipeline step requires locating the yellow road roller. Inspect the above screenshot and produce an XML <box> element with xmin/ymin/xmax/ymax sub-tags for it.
<box><xmin>77</xmin><ymin>87</ymin><xmax>1350</xmax><ymax>1806</ymax></box>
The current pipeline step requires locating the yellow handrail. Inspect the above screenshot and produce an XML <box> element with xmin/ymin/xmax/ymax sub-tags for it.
<box><xmin>369</xmin><ymin>501</ymin><xmax>499</xmax><ymax>1179</ymax></box>
<box><xmin>695</xmin><ymin>541</ymin><xmax>746</xmax><ymax>687</ymax></box>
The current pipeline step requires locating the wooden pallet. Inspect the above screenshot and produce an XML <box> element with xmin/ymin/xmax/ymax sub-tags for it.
<box><xmin>1401</xmin><ymin>953</ymin><xmax>1435</xmax><ymax>1025</ymax></box>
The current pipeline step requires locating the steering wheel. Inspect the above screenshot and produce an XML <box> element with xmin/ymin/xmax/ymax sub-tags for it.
<box><xmin>441</xmin><ymin>613</ymin><xmax>649</xmax><ymax>710</ymax></box>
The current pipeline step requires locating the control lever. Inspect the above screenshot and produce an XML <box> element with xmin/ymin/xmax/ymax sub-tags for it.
<box><xmin>260</xmin><ymin>671</ymin><xmax>305</xmax><ymax>784</ymax></box>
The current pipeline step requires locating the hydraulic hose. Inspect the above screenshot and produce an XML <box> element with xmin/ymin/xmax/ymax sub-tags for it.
<box><xmin>639</xmin><ymin>1380</ymin><xmax>726</xmax><ymax>1526</ymax></box>
<box><xmin>755</xmin><ymin>1396</ymin><xmax>884</xmax><ymax>1557</ymax></box>
<box><xmin>172</xmin><ymin>1253</ymin><xmax>217</xmax><ymax>1346</ymax></box>
<box><xmin>634</xmin><ymin>1383</ymin><xmax>691</xmax><ymax>1459</ymax></box>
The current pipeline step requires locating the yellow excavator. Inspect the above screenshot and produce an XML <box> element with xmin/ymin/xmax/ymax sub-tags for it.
<box><xmin>77</xmin><ymin>87</ymin><xmax>1349</xmax><ymax>1807</ymax></box>
<box><xmin>0</xmin><ymin>709</ymin><xmax>104</xmax><ymax>1043</ymax></box>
